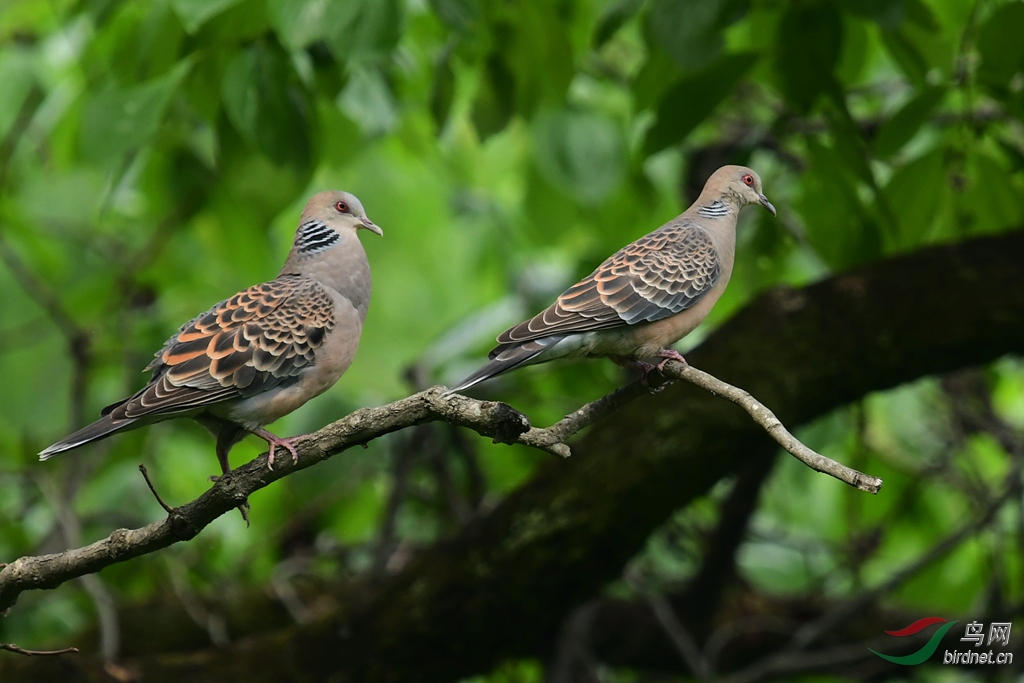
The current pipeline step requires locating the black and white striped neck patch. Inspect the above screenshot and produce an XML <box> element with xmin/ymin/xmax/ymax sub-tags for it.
<box><xmin>697</xmin><ymin>200</ymin><xmax>730</xmax><ymax>218</ymax></box>
<box><xmin>295</xmin><ymin>220</ymin><xmax>340</xmax><ymax>254</ymax></box>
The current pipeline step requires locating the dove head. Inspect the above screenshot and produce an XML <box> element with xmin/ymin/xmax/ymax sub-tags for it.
<box><xmin>285</xmin><ymin>191</ymin><xmax>380</xmax><ymax>269</ymax></box>
<box><xmin>704</xmin><ymin>165</ymin><xmax>776</xmax><ymax>216</ymax></box>
<box><xmin>297</xmin><ymin>191</ymin><xmax>383</xmax><ymax>243</ymax></box>
<box><xmin>282</xmin><ymin>191</ymin><xmax>378</xmax><ymax>301</ymax></box>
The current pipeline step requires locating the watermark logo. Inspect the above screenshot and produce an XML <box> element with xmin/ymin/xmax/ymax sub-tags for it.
<box><xmin>870</xmin><ymin>617</ymin><xmax>959</xmax><ymax>665</ymax></box>
<box><xmin>945</xmin><ymin>621</ymin><xmax>1013</xmax><ymax>665</ymax></box>
<box><xmin>870</xmin><ymin>618</ymin><xmax>1014</xmax><ymax>666</ymax></box>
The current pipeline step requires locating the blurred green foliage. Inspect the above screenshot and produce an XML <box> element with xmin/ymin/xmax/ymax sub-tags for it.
<box><xmin>0</xmin><ymin>0</ymin><xmax>1022</xmax><ymax>678</ymax></box>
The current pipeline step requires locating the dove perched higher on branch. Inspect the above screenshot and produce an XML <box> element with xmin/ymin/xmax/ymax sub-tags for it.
<box><xmin>40</xmin><ymin>191</ymin><xmax>382</xmax><ymax>474</ymax></box>
<box><xmin>450</xmin><ymin>166</ymin><xmax>775</xmax><ymax>392</ymax></box>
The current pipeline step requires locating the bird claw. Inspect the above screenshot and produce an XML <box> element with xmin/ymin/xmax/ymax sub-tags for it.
<box><xmin>655</xmin><ymin>348</ymin><xmax>688</xmax><ymax>373</ymax></box>
<box><xmin>622</xmin><ymin>351</ymin><xmax>686</xmax><ymax>390</ymax></box>
<box><xmin>265</xmin><ymin>436</ymin><xmax>301</xmax><ymax>471</ymax></box>
<box><xmin>249</xmin><ymin>427</ymin><xmax>302</xmax><ymax>470</ymax></box>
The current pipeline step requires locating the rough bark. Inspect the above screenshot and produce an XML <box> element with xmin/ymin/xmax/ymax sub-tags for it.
<box><xmin>3</xmin><ymin>230</ymin><xmax>1023</xmax><ymax>682</ymax></box>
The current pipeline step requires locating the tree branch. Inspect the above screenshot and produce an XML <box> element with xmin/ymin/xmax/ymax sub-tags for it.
<box><xmin>0</xmin><ymin>329</ymin><xmax>875</xmax><ymax>615</ymax></box>
<box><xmin>660</xmin><ymin>362</ymin><xmax>883</xmax><ymax>493</ymax></box>
<box><xmin>0</xmin><ymin>390</ymin><xmax>530</xmax><ymax>612</ymax></box>
<box><xmin>0</xmin><ymin>643</ymin><xmax>79</xmax><ymax>657</ymax></box>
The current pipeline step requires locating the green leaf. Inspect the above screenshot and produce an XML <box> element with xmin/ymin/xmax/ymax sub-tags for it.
<box><xmin>430</xmin><ymin>51</ymin><xmax>456</xmax><ymax>131</ymax></box>
<box><xmin>532</xmin><ymin>108</ymin><xmax>625</xmax><ymax>205</ymax></box>
<box><xmin>633</xmin><ymin>44</ymin><xmax>683</xmax><ymax>110</ymax></box>
<box><xmin>774</xmin><ymin>3</ymin><xmax>842</xmax><ymax>112</ymax></box>
<box><xmin>795</xmin><ymin>137</ymin><xmax>881</xmax><ymax>269</ymax></box>
<box><xmin>594</xmin><ymin>0</ymin><xmax>646</xmax><ymax>48</ymax></box>
<box><xmin>834</xmin><ymin>0</ymin><xmax>905</xmax><ymax>30</ymax></box>
<box><xmin>880</xmin><ymin>27</ymin><xmax>929</xmax><ymax>85</ymax></box>
<box><xmin>221</xmin><ymin>44</ymin><xmax>312</xmax><ymax>167</ymax></box>
<box><xmin>170</xmin><ymin>0</ymin><xmax>242</xmax><ymax>34</ymax></box>
<box><xmin>501</xmin><ymin>3</ymin><xmax>574</xmax><ymax>116</ymax></box>
<box><xmin>823</xmin><ymin>96</ymin><xmax>875</xmax><ymax>187</ymax></box>
<box><xmin>960</xmin><ymin>150</ymin><xmax>1024</xmax><ymax>236</ymax></box>
<box><xmin>80</xmin><ymin>62</ymin><xmax>190</xmax><ymax>165</ymax></box>
<box><xmin>0</xmin><ymin>49</ymin><xmax>35</xmax><ymax>141</ymax></box>
<box><xmin>472</xmin><ymin>54</ymin><xmax>516</xmax><ymax>139</ymax></box>
<box><xmin>873</xmin><ymin>85</ymin><xmax>946</xmax><ymax>158</ymax></box>
<box><xmin>996</xmin><ymin>138</ymin><xmax>1024</xmax><ymax>173</ymax></box>
<box><xmin>428</xmin><ymin>0</ymin><xmax>481</xmax><ymax>33</ymax></box>
<box><xmin>882</xmin><ymin>148</ymin><xmax>945</xmax><ymax>249</ymax></box>
<box><xmin>267</xmin><ymin>0</ymin><xmax>330</xmax><ymax>51</ymax></box>
<box><xmin>324</xmin><ymin>0</ymin><xmax>403</xmax><ymax>64</ymax></box>
<box><xmin>835</xmin><ymin>0</ymin><xmax>936</xmax><ymax>32</ymax></box>
<box><xmin>643</xmin><ymin>52</ymin><xmax>757</xmax><ymax>155</ymax></box>
<box><xmin>977</xmin><ymin>2</ymin><xmax>1024</xmax><ymax>89</ymax></box>
<box><xmin>337</xmin><ymin>66</ymin><xmax>398</xmax><ymax>136</ymax></box>
<box><xmin>903</xmin><ymin>0</ymin><xmax>939</xmax><ymax>32</ymax></box>
<box><xmin>646</xmin><ymin>0</ymin><xmax>744</xmax><ymax>71</ymax></box>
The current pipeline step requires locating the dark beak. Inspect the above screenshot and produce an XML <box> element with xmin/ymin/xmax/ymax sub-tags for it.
<box><xmin>758</xmin><ymin>194</ymin><xmax>777</xmax><ymax>216</ymax></box>
<box><xmin>359</xmin><ymin>216</ymin><xmax>383</xmax><ymax>236</ymax></box>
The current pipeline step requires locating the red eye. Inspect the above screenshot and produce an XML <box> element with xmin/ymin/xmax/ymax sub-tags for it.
<box><xmin>743</xmin><ymin>174</ymin><xmax>754</xmax><ymax>186</ymax></box>
<box><xmin>335</xmin><ymin>201</ymin><xmax>349</xmax><ymax>213</ymax></box>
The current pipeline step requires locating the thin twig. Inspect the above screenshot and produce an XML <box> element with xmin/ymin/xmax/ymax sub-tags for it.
<box><xmin>139</xmin><ymin>464</ymin><xmax>175</xmax><ymax>514</ymax></box>
<box><xmin>521</xmin><ymin>380</ymin><xmax>650</xmax><ymax>457</ymax></box>
<box><xmin>648</xmin><ymin>595</ymin><xmax>712</xmax><ymax>681</ymax></box>
<box><xmin>660</xmin><ymin>361</ymin><xmax>884</xmax><ymax>494</ymax></box>
<box><xmin>0</xmin><ymin>643</ymin><xmax>79</xmax><ymax>657</ymax></box>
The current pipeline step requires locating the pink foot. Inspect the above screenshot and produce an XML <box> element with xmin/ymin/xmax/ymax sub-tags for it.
<box><xmin>251</xmin><ymin>428</ymin><xmax>302</xmax><ymax>470</ymax></box>
<box><xmin>655</xmin><ymin>348</ymin><xmax>688</xmax><ymax>373</ymax></box>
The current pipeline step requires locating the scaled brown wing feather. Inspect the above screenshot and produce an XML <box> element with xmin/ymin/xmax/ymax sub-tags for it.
<box><xmin>497</xmin><ymin>222</ymin><xmax>720</xmax><ymax>345</ymax></box>
<box><xmin>106</xmin><ymin>275</ymin><xmax>335</xmax><ymax>421</ymax></box>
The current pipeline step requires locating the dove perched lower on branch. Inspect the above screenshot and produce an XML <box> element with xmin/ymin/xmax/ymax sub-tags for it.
<box><xmin>40</xmin><ymin>191</ymin><xmax>382</xmax><ymax>474</ymax></box>
<box><xmin>450</xmin><ymin>165</ymin><xmax>775</xmax><ymax>392</ymax></box>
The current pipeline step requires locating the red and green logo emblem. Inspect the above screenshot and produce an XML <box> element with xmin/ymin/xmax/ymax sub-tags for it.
<box><xmin>869</xmin><ymin>617</ymin><xmax>959</xmax><ymax>665</ymax></box>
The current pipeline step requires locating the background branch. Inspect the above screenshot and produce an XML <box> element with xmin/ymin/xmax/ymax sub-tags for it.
<box><xmin>0</xmin><ymin>643</ymin><xmax>79</xmax><ymax>657</ymax></box>
<box><xmin>2</xmin><ymin>231</ymin><xmax>1023</xmax><ymax>681</ymax></box>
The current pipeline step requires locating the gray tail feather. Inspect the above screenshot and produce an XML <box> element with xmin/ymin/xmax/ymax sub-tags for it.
<box><xmin>38</xmin><ymin>415</ymin><xmax>138</xmax><ymax>461</ymax></box>
<box><xmin>448</xmin><ymin>336</ymin><xmax>564</xmax><ymax>393</ymax></box>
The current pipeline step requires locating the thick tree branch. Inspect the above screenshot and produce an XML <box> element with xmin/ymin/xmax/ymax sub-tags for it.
<box><xmin>2</xmin><ymin>230</ymin><xmax>1024</xmax><ymax>682</ymax></box>
<box><xmin>0</xmin><ymin>391</ymin><xmax>554</xmax><ymax>612</ymax></box>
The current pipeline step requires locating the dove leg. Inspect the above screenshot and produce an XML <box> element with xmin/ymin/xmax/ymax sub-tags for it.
<box><xmin>217</xmin><ymin>430</ymin><xmax>251</xmax><ymax>523</ymax></box>
<box><xmin>251</xmin><ymin>427</ymin><xmax>301</xmax><ymax>470</ymax></box>
<box><xmin>215</xmin><ymin>442</ymin><xmax>232</xmax><ymax>477</ymax></box>
<box><xmin>195</xmin><ymin>416</ymin><xmax>251</xmax><ymax>524</ymax></box>
<box><xmin>612</xmin><ymin>356</ymin><xmax>660</xmax><ymax>387</ymax></box>
<box><xmin>215</xmin><ymin>440</ymin><xmax>250</xmax><ymax>525</ymax></box>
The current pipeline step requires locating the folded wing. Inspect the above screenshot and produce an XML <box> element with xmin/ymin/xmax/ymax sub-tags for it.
<box><xmin>496</xmin><ymin>222</ymin><xmax>721</xmax><ymax>348</ymax></box>
<box><xmin>105</xmin><ymin>275</ymin><xmax>335</xmax><ymax>421</ymax></box>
